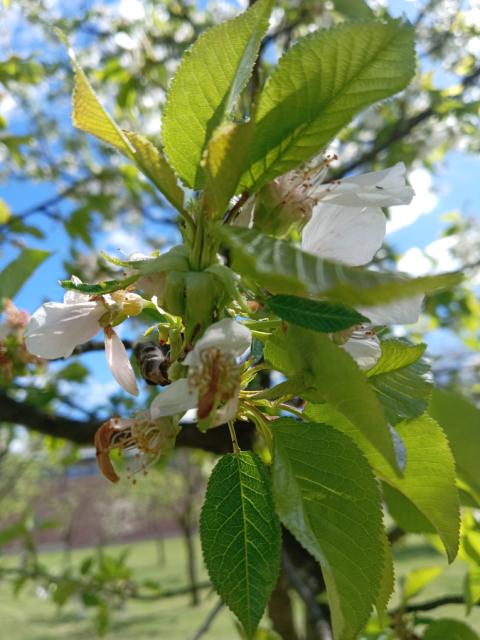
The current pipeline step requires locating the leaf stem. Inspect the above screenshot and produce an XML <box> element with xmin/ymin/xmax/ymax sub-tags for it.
<box><xmin>228</xmin><ymin>421</ymin><xmax>241</xmax><ymax>454</ymax></box>
<box><xmin>277</xmin><ymin>403</ymin><xmax>305</xmax><ymax>420</ymax></box>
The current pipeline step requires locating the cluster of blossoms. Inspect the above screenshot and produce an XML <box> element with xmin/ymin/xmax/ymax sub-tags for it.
<box><xmin>24</xmin><ymin>159</ymin><xmax>423</xmax><ymax>480</ymax></box>
<box><xmin>0</xmin><ymin>300</ymin><xmax>42</xmax><ymax>380</ymax></box>
<box><xmin>25</xmin><ymin>277</ymin><xmax>143</xmax><ymax>396</ymax></box>
<box><xmin>245</xmin><ymin>159</ymin><xmax>422</xmax><ymax>367</ymax></box>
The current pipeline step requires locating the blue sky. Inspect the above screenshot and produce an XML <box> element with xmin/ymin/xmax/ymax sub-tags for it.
<box><xmin>1</xmin><ymin>0</ymin><xmax>479</xmax><ymax>399</ymax></box>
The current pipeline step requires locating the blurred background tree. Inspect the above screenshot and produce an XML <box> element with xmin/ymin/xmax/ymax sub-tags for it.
<box><xmin>1</xmin><ymin>0</ymin><xmax>480</xmax><ymax>638</ymax></box>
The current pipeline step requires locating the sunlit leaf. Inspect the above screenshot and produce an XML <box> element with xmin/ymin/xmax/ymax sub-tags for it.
<box><xmin>66</xmin><ymin>40</ymin><xmax>183</xmax><ymax>211</ymax></box>
<box><xmin>214</xmin><ymin>225</ymin><xmax>463</xmax><ymax>307</ymax></box>
<box><xmin>163</xmin><ymin>0</ymin><xmax>273</xmax><ymax>188</ymax></box>
<box><xmin>241</xmin><ymin>20</ymin><xmax>415</xmax><ymax>191</ymax></box>
<box><xmin>402</xmin><ymin>566</ymin><xmax>443</xmax><ymax>602</ymax></box>
<box><xmin>273</xmin><ymin>418</ymin><xmax>384</xmax><ymax>640</ymax></box>
<box><xmin>265</xmin><ymin>325</ymin><xmax>397</xmax><ymax>469</ymax></box>
<box><xmin>429</xmin><ymin>389</ymin><xmax>480</xmax><ymax>501</ymax></box>
<box><xmin>306</xmin><ymin>405</ymin><xmax>460</xmax><ymax>562</ymax></box>
<box><xmin>59</xmin><ymin>275</ymin><xmax>138</xmax><ymax>295</ymax></box>
<box><xmin>368</xmin><ymin>341</ymin><xmax>432</xmax><ymax>424</ymax></box>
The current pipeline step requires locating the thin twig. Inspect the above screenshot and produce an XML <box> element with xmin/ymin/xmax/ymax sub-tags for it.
<box><xmin>333</xmin><ymin>65</ymin><xmax>480</xmax><ymax>179</ymax></box>
<box><xmin>391</xmin><ymin>595</ymin><xmax>467</xmax><ymax>615</ymax></box>
<box><xmin>190</xmin><ymin>600</ymin><xmax>224</xmax><ymax>640</ymax></box>
<box><xmin>282</xmin><ymin>553</ymin><xmax>333</xmax><ymax>640</ymax></box>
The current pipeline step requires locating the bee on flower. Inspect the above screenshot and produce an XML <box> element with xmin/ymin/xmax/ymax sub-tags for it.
<box><xmin>150</xmin><ymin>318</ymin><xmax>252</xmax><ymax>431</ymax></box>
<box><xmin>95</xmin><ymin>413</ymin><xmax>179</xmax><ymax>483</ymax></box>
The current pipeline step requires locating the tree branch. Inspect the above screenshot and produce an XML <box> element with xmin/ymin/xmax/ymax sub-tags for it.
<box><xmin>190</xmin><ymin>600</ymin><xmax>224</xmax><ymax>640</ymax></box>
<box><xmin>333</xmin><ymin>65</ymin><xmax>480</xmax><ymax>178</ymax></box>
<box><xmin>391</xmin><ymin>594</ymin><xmax>468</xmax><ymax>615</ymax></box>
<box><xmin>0</xmin><ymin>389</ymin><xmax>255</xmax><ymax>452</ymax></box>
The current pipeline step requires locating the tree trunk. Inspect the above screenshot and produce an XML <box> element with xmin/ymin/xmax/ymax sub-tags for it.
<box><xmin>181</xmin><ymin>518</ymin><xmax>200</xmax><ymax>606</ymax></box>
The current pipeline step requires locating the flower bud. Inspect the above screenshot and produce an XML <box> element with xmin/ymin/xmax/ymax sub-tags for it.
<box><xmin>137</xmin><ymin>272</ymin><xmax>167</xmax><ymax>302</ymax></box>
<box><xmin>184</xmin><ymin>271</ymin><xmax>222</xmax><ymax>341</ymax></box>
<box><xmin>163</xmin><ymin>271</ymin><xmax>187</xmax><ymax>316</ymax></box>
<box><xmin>253</xmin><ymin>170</ymin><xmax>316</xmax><ymax>236</ymax></box>
<box><xmin>122</xmin><ymin>292</ymin><xmax>145</xmax><ymax>317</ymax></box>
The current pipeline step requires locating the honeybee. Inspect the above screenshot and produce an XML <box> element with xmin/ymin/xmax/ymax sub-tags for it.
<box><xmin>134</xmin><ymin>342</ymin><xmax>170</xmax><ymax>386</ymax></box>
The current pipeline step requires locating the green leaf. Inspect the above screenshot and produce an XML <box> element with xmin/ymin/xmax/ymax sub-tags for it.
<box><xmin>272</xmin><ymin>418</ymin><xmax>384</xmax><ymax>640</ymax></box>
<box><xmin>306</xmin><ymin>405</ymin><xmax>460</xmax><ymax>562</ymax></box>
<box><xmin>200</xmin><ymin>452</ymin><xmax>281</xmax><ymax>637</ymax></box>
<box><xmin>52</xmin><ymin>578</ymin><xmax>77</xmax><ymax>607</ymax></box>
<box><xmin>333</xmin><ymin>0</ymin><xmax>374</xmax><ymax>19</ymax></box>
<box><xmin>59</xmin><ymin>274</ymin><xmax>138</xmax><ymax>295</ymax></box>
<box><xmin>368</xmin><ymin>341</ymin><xmax>432</xmax><ymax>424</ymax></box>
<box><xmin>464</xmin><ymin>566</ymin><xmax>480</xmax><ymax>613</ymax></box>
<box><xmin>429</xmin><ymin>389</ymin><xmax>480</xmax><ymax>501</ymax></box>
<box><xmin>58</xmin><ymin>362</ymin><xmax>89</xmax><ymax>382</ymax></box>
<box><xmin>162</xmin><ymin>0</ymin><xmax>273</xmax><ymax>189</ymax></box>
<box><xmin>382</xmin><ymin>483</ymin><xmax>435</xmax><ymax>533</ymax></box>
<box><xmin>265</xmin><ymin>295</ymin><xmax>369</xmax><ymax>332</ymax></box>
<box><xmin>64</xmin><ymin>207</ymin><xmax>92</xmax><ymax>245</ymax></box>
<box><xmin>265</xmin><ymin>324</ymin><xmax>397</xmax><ymax>469</ymax></box>
<box><xmin>366</xmin><ymin>339</ymin><xmax>426</xmax><ymax>377</ymax></box>
<box><xmin>423</xmin><ymin>620</ymin><xmax>479</xmax><ymax>640</ymax></box>
<box><xmin>102</xmin><ymin>245</ymin><xmax>190</xmax><ymax>276</ymax></box>
<box><xmin>122</xmin><ymin>131</ymin><xmax>184</xmax><ymax>212</ymax></box>
<box><xmin>68</xmin><ymin>41</ymin><xmax>134</xmax><ymax>155</ymax></box>
<box><xmin>66</xmin><ymin>42</ymin><xmax>183</xmax><ymax>212</ymax></box>
<box><xmin>402</xmin><ymin>566</ymin><xmax>443</xmax><ymax>602</ymax></box>
<box><xmin>241</xmin><ymin>20</ymin><xmax>415</xmax><ymax>191</ymax></box>
<box><xmin>214</xmin><ymin>225</ymin><xmax>463</xmax><ymax>307</ymax></box>
<box><xmin>7</xmin><ymin>217</ymin><xmax>44</xmax><ymax>238</ymax></box>
<box><xmin>376</xmin><ymin>533</ymin><xmax>394</xmax><ymax>623</ymax></box>
<box><xmin>0</xmin><ymin>248</ymin><xmax>50</xmax><ymax>300</ymax></box>
<box><xmin>204</xmin><ymin>122</ymin><xmax>254</xmax><ymax>218</ymax></box>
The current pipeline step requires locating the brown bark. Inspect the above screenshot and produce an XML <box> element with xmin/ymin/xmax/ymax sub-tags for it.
<box><xmin>0</xmin><ymin>389</ymin><xmax>255</xmax><ymax>451</ymax></box>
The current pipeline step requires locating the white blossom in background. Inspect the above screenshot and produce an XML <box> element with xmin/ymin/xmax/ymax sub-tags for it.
<box><xmin>386</xmin><ymin>167</ymin><xmax>438</xmax><ymax>235</ymax></box>
<box><xmin>150</xmin><ymin>318</ymin><xmax>251</xmax><ymax>427</ymax></box>
<box><xmin>24</xmin><ymin>277</ymin><xmax>140</xmax><ymax>396</ymax></box>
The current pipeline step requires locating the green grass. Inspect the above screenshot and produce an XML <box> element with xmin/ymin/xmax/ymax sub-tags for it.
<box><xmin>0</xmin><ymin>535</ymin><xmax>479</xmax><ymax>639</ymax></box>
<box><xmin>0</xmin><ymin>536</ymin><xmax>240</xmax><ymax>640</ymax></box>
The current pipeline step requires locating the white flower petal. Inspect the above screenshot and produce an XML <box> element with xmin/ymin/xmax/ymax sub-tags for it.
<box><xmin>342</xmin><ymin>335</ymin><xmax>382</xmax><ymax>371</ymax></box>
<box><xmin>315</xmin><ymin>163</ymin><xmax>414</xmax><ymax>207</ymax></box>
<box><xmin>186</xmin><ymin>318</ymin><xmax>251</xmax><ymax>363</ymax></box>
<box><xmin>104</xmin><ymin>329</ymin><xmax>139</xmax><ymax>396</ymax></box>
<box><xmin>301</xmin><ymin>204</ymin><xmax>386</xmax><ymax>266</ymax></box>
<box><xmin>150</xmin><ymin>378</ymin><xmax>198</xmax><ymax>419</ymax></box>
<box><xmin>24</xmin><ymin>302</ymin><xmax>103</xmax><ymax>359</ymax></box>
<box><xmin>211</xmin><ymin>394</ymin><xmax>240</xmax><ymax>427</ymax></box>
<box><xmin>233</xmin><ymin>198</ymin><xmax>255</xmax><ymax>228</ymax></box>
<box><xmin>359</xmin><ymin>294</ymin><xmax>424</xmax><ymax>325</ymax></box>
<box><xmin>63</xmin><ymin>275</ymin><xmax>91</xmax><ymax>304</ymax></box>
